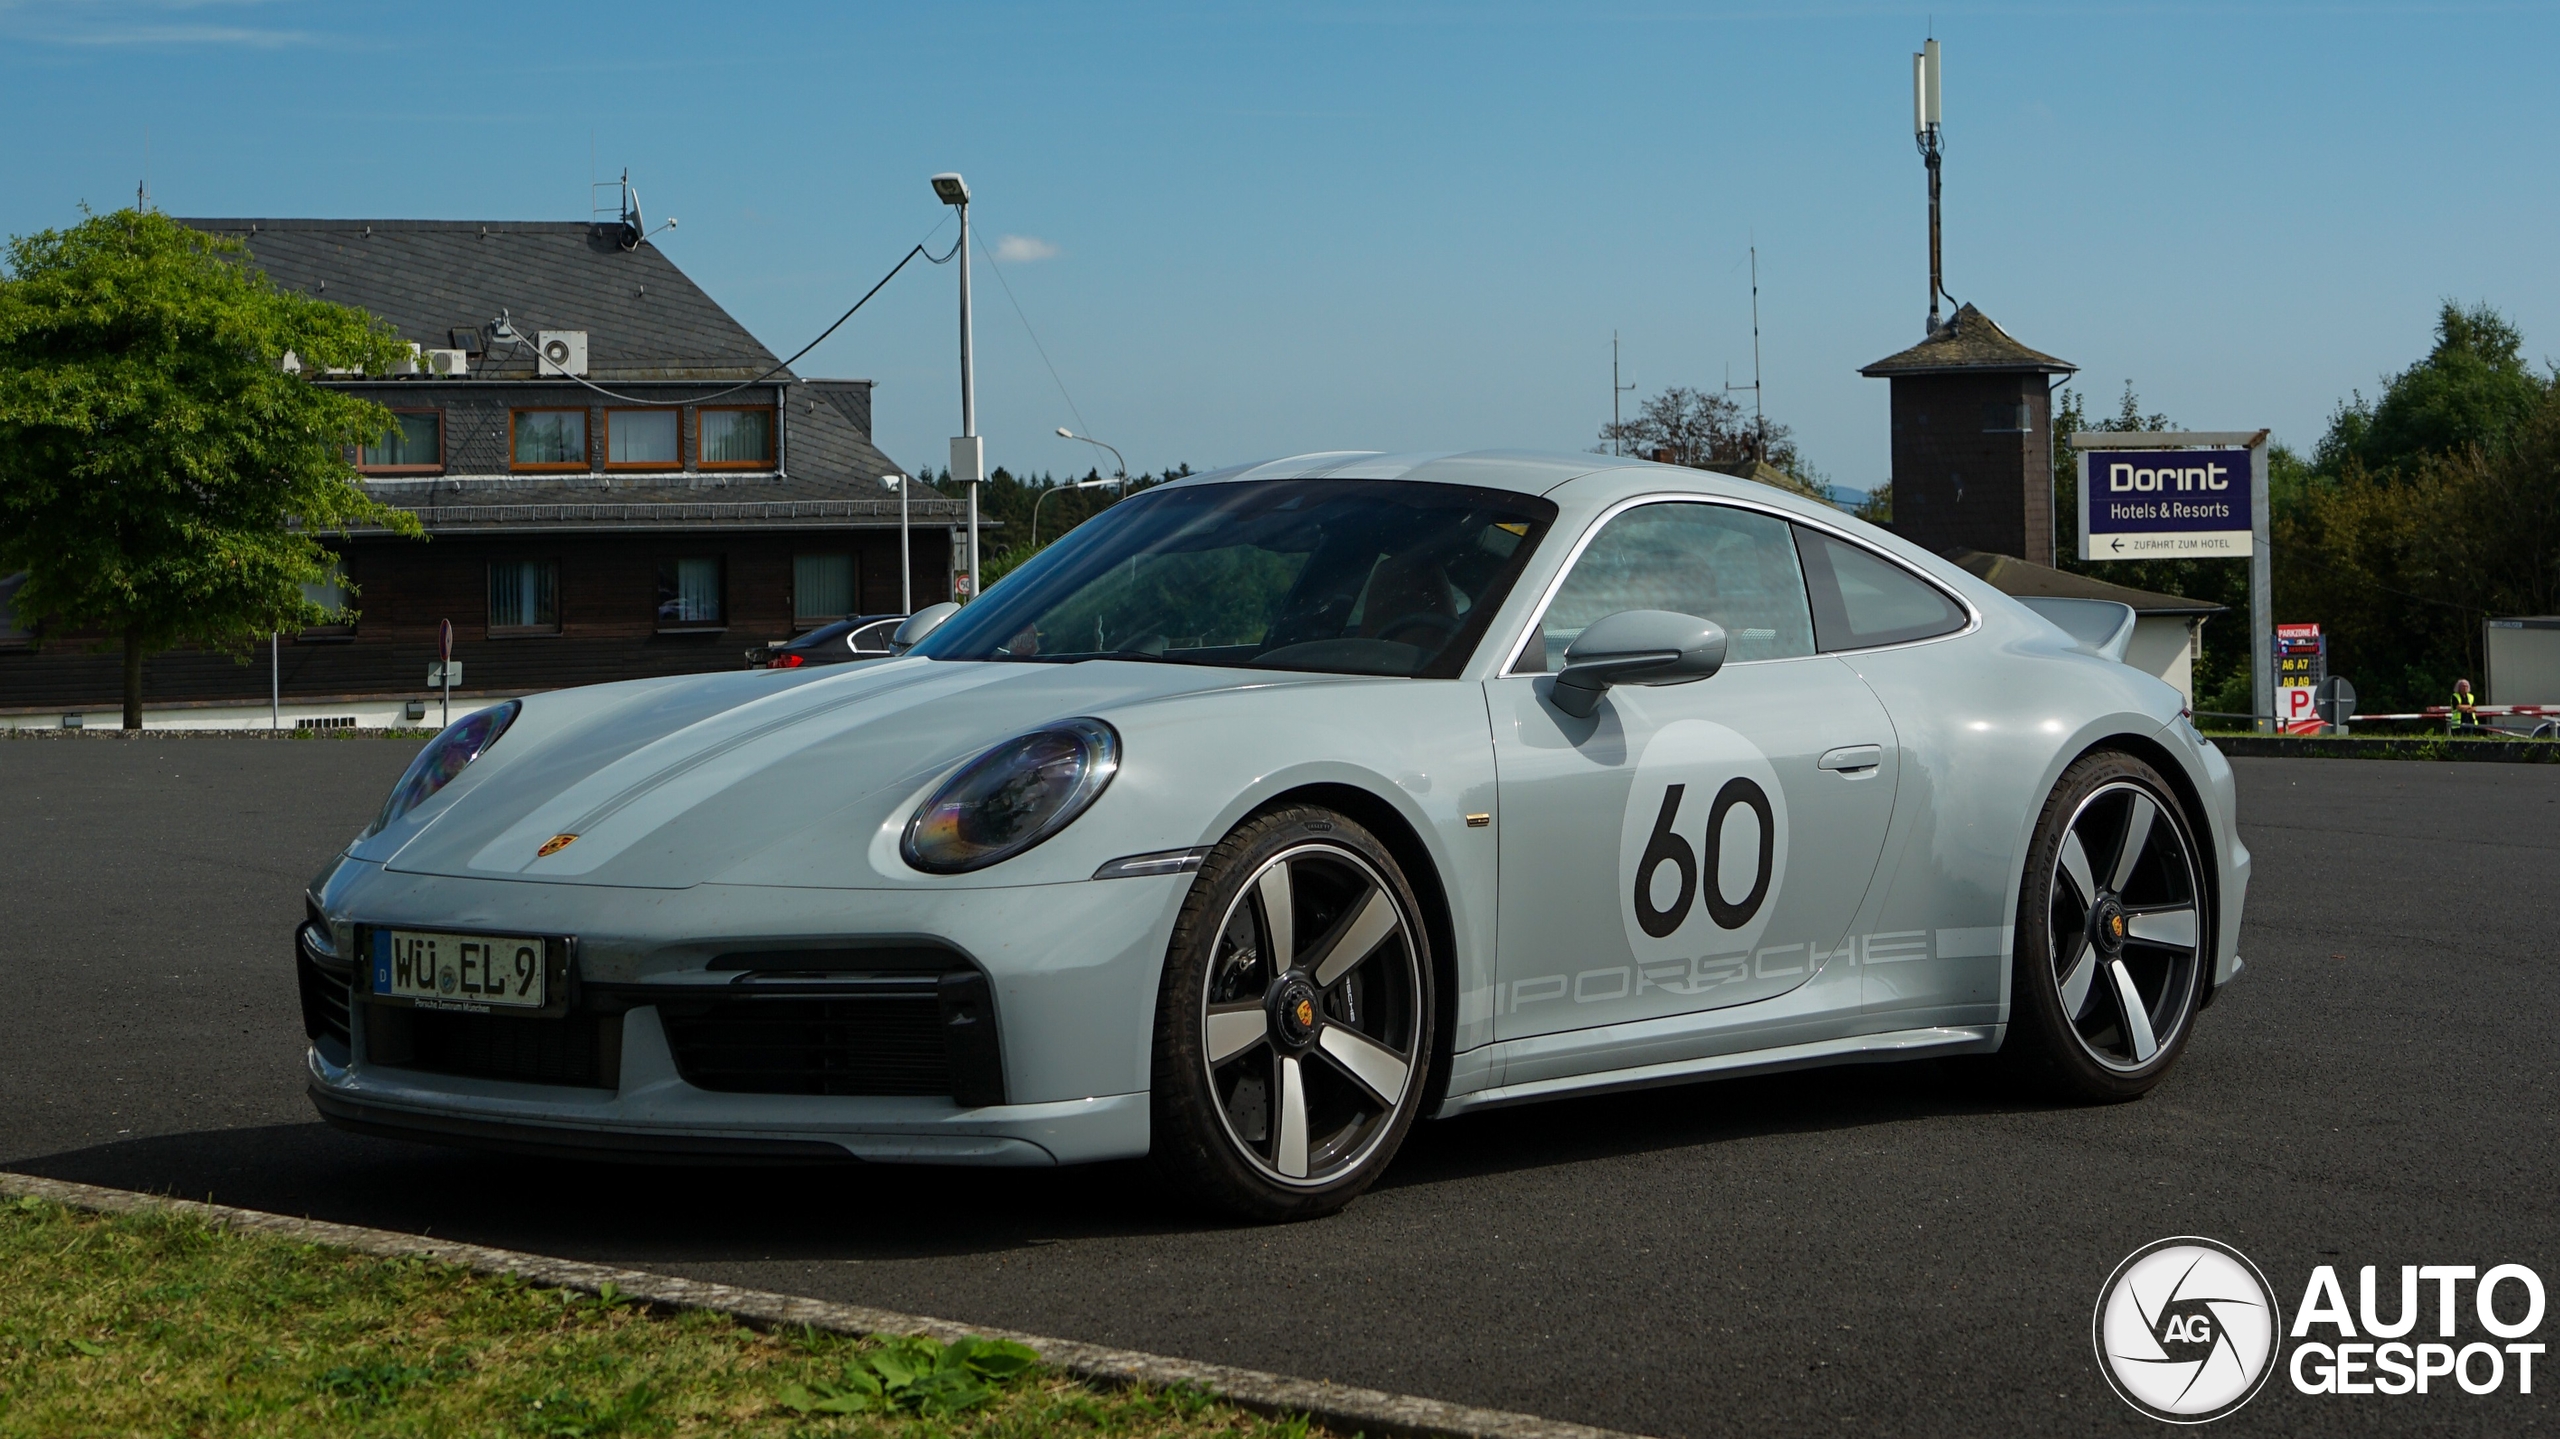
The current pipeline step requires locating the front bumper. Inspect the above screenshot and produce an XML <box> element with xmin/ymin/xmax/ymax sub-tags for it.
<box><xmin>300</xmin><ymin>861</ymin><xmax>1191</xmax><ymax>1166</ymax></box>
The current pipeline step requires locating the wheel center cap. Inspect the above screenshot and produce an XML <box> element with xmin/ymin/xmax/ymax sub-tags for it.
<box><xmin>1270</xmin><ymin>975</ymin><xmax>1320</xmax><ymax>1049</ymax></box>
<box><xmin>2091</xmin><ymin>896</ymin><xmax>2128</xmax><ymax>954</ymax></box>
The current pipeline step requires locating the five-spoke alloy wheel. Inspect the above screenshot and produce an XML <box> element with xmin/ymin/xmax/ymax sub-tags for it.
<box><xmin>2006</xmin><ymin>752</ymin><xmax>2209</xmax><ymax>1101</ymax></box>
<box><xmin>1150</xmin><ymin>806</ymin><xmax>1434</xmax><ymax>1220</ymax></box>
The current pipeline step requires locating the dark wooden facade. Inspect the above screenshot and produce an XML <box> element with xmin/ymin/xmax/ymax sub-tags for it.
<box><xmin>0</xmin><ymin>527</ymin><xmax>952</xmax><ymax>714</ymax></box>
<box><xmin>1860</xmin><ymin>303</ymin><xmax>2075</xmax><ymax>567</ymax></box>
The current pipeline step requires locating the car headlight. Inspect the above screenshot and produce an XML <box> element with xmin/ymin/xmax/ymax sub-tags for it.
<box><xmin>369</xmin><ymin>700</ymin><xmax>521</xmax><ymax>835</ymax></box>
<box><xmin>901</xmin><ymin>718</ymin><xmax>1120</xmax><ymax>874</ymax></box>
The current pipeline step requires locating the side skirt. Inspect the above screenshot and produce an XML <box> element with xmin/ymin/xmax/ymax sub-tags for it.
<box><xmin>1431</xmin><ymin>1023</ymin><xmax>2002</xmax><ymax>1118</ymax></box>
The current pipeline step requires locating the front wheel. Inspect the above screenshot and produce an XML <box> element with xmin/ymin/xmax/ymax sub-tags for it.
<box><xmin>1148</xmin><ymin>806</ymin><xmax>1435</xmax><ymax>1222</ymax></box>
<box><xmin>2003</xmin><ymin>751</ymin><xmax>2209</xmax><ymax>1102</ymax></box>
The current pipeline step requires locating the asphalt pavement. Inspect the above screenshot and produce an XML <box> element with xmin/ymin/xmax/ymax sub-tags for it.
<box><xmin>3</xmin><ymin>737</ymin><xmax>2553</xmax><ymax>1436</ymax></box>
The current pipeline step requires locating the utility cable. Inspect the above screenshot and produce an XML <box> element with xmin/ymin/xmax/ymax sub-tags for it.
<box><xmin>488</xmin><ymin>221</ymin><xmax>959</xmax><ymax>407</ymax></box>
<box><xmin>973</xmin><ymin>228</ymin><xmax>1094</xmax><ymax>460</ymax></box>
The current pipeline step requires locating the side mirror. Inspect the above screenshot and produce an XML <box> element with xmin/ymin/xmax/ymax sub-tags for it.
<box><xmin>888</xmin><ymin>601</ymin><xmax>962</xmax><ymax>655</ymax></box>
<box><xmin>1551</xmin><ymin>609</ymin><xmax>1727</xmax><ymax>718</ymax></box>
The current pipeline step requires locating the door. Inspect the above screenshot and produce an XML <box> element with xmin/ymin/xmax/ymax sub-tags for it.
<box><xmin>1487</xmin><ymin>500</ymin><xmax>1899</xmax><ymax>1040</ymax></box>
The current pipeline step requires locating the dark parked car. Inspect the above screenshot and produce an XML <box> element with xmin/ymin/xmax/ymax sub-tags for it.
<box><xmin>746</xmin><ymin>614</ymin><xmax>905</xmax><ymax>670</ymax></box>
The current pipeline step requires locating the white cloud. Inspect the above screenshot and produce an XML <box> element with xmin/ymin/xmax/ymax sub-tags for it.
<box><xmin>994</xmin><ymin>234</ymin><xmax>1059</xmax><ymax>263</ymax></box>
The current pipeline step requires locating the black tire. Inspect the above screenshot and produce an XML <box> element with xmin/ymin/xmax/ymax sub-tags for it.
<box><xmin>2002</xmin><ymin>751</ymin><xmax>2209</xmax><ymax>1103</ymax></box>
<box><xmin>1147</xmin><ymin>805</ymin><xmax>1435</xmax><ymax>1222</ymax></box>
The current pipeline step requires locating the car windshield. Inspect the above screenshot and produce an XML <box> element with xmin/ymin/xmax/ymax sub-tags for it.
<box><xmin>916</xmin><ymin>479</ymin><xmax>1557</xmax><ymax>677</ymax></box>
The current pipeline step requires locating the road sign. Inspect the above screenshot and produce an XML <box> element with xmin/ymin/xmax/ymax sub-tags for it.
<box><xmin>439</xmin><ymin>618</ymin><xmax>454</xmax><ymax>666</ymax></box>
<box><xmin>2274</xmin><ymin>623</ymin><xmax>2326</xmax><ymax>734</ymax></box>
<box><xmin>427</xmin><ymin>662</ymin><xmax>462</xmax><ymax>687</ymax></box>
<box><xmin>2073</xmin><ymin>430</ymin><xmax>2274</xmax><ymax>729</ymax></box>
<box><xmin>2078</xmin><ymin>447</ymin><xmax>2254</xmax><ymax>558</ymax></box>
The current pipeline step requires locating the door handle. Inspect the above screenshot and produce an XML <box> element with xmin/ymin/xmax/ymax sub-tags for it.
<box><xmin>1818</xmin><ymin>744</ymin><xmax>1883</xmax><ymax>775</ymax></box>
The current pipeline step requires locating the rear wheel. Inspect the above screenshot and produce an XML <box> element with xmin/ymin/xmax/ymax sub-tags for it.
<box><xmin>1148</xmin><ymin>806</ymin><xmax>1433</xmax><ymax>1222</ymax></box>
<box><xmin>2003</xmin><ymin>751</ymin><xmax>2208</xmax><ymax>1102</ymax></box>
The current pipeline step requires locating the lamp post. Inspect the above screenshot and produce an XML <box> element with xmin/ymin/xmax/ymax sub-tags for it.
<box><xmin>879</xmin><ymin>472</ymin><xmax>910</xmax><ymax>613</ymax></box>
<box><xmin>931</xmin><ymin>172</ymin><xmax>981</xmax><ymax>600</ymax></box>
<box><xmin>1031</xmin><ymin>475</ymin><xmax>1123</xmax><ymax>548</ymax></box>
<box><xmin>1054</xmin><ymin>427</ymin><xmax>1127</xmax><ymax>483</ymax></box>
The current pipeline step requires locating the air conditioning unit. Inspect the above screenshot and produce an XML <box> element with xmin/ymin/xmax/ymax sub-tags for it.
<box><xmin>425</xmin><ymin>348</ymin><xmax>470</xmax><ymax>377</ymax></box>
<box><xmin>537</xmin><ymin>330</ymin><xmax>588</xmax><ymax>377</ymax></box>
<box><xmin>390</xmin><ymin>342</ymin><xmax>422</xmax><ymax>376</ymax></box>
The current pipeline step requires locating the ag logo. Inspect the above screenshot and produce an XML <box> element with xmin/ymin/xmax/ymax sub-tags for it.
<box><xmin>1618</xmin><ymin>719</ymin><xmax>1787</xmax><ymax>960</ymax></box>
<box><xmin>2095</xmin><ymin>1236</ymin><xmax>2280</xmax><ymax>1423</ymax></box>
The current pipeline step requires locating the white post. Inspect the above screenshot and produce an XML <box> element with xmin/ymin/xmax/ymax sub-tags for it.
<box><xmin>899</xmin><ymin>475</ymin><xmax>912</xmax><ymax>613</ymax></box>
<box><xmin>2250</xmin><ymin>437</ymin><xmax>2274</xmax><ymax>733</ymax></box>
<box><xmin>958</xmin><ymin>197</ymin><xmax>979</xmax><ymax>600</ymax></box>
<box><xmin>271</xmin><ymin>632</ymin><xmax>279</xmax><ymax>730</ymax></box>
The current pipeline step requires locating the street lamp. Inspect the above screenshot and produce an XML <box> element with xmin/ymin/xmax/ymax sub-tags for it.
<box><xmin>878</xmin><ymin>472</ymin><xmax>910</xmax><ymax>613</ymax></box>
<box><xmin>1031</xmin><ymin>475</ymin><xmax>1123</xmax><ymax>548</ymax></box>
<box><xmin>1054</xmin><ymin>426</ymin><xmax>1127</xmax><ymax>483</ymax></box>
<box><xmin>932</xmin><ymin>172</ymin><xmax>981</xmax><ymax>600</ymax></box>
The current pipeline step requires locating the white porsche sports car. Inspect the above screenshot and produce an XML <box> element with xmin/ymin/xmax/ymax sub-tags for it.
<box><xmin>299</xmin><ymin>451</ymin><xmax>2248</xmax><ymax>1220</ymax></box>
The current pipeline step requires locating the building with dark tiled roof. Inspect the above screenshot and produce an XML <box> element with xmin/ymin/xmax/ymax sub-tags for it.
<box><xmin>0</xmin><ymin>217</ymin><xmax>966</xmax><ymax>729</ymax></box>
<box><xmin>1860</xmin><ymin>303</ymin><xmax>2075</xmax><ymax>566</ymax></box>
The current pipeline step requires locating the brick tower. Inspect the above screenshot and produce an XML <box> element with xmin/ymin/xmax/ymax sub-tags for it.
<box><xmin>1859</xmin><ymin>304</ymin><xmax>2075</xmax><ymax>566</ymax></box>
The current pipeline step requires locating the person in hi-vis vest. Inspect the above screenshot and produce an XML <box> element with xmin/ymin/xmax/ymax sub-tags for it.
<box><xmin>2451</xmin><ymin>678</ymin><xmax>2481</xmax><ymax>732</ymax></box>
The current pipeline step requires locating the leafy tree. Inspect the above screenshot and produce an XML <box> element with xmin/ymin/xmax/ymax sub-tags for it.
<box><xmin>1595</xmin><ymin>385</ymin><xmax>1805</xmax><ymax>477</ymax></box>
<box><xmin>0</xmin><ymin>208</ymin><xmax>419</xmax><ymax>727</ymax></box>
<box><xmin>2319</xmin><ymin>301</ymin><xmax>2546</xmax><ymax>479</ymax></box>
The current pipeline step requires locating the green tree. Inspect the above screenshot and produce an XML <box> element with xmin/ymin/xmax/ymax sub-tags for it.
<box><xmin>1595</xmin><ymin>385</ymin><xmax>1806</xmax><ymax>477</ymax></box>
<box><xmin>0</xmin><ymin>209</ymin><xmax>420</xmax><ymax>727</ymax></box>
<box><xmin>2276</xmin><ymin>302</ymin><xmax>2557</xmax><ymax>710</ymax></box>
<box><xmin>2320</xmin><ymin>301</ymin><xmax>2547</xmax><ymax>479</ymax></box>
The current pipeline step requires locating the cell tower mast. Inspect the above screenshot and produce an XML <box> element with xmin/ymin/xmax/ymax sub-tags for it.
<box><xmin>1913</xmin><ymin>37</ymin><xmax>1945</xmax><ymax>335</ymax></box>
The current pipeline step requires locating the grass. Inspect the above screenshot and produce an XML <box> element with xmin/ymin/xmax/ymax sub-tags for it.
<box><xmin>0</xmin><ymin>1195</ymin><xmax>1327</xmax><ymax>1439</ymax></box>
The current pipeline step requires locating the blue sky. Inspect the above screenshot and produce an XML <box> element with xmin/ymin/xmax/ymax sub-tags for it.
<box><xmin>6</xmin><ymin>2</ymin><xmax>2554</xmax><ymax>490</ymax></box>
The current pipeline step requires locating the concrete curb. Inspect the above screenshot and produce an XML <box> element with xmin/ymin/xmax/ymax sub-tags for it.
<box><xmin>2209</xmin><ymin>734</ymin><xmax>2560</xmax><ymax>763</ymax></box>
<box><xmin>0</xmin><ymin>1171</ymin><xmax>1644</xmax><ymax>1439</ymax></box>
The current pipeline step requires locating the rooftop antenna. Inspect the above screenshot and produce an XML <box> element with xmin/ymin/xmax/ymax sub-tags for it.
<box><xmin>1724</xmin><ymin>244</ymin><xmax>1766</xmax><ymax>462</ymax></box>
<box><xmin>1611</xmin><ymin>332</ymin><xmax>1636</xmax><ymax>456</ymax></box>
<box><xmin>591</xmin><ymin>167</ymin><xmax>677</xmax><ymax>250</ymax></box>
<box><xmin>1912</xmin><ymin>35</ymin><xmax>1945</xmax><ymax>334</ymax></box>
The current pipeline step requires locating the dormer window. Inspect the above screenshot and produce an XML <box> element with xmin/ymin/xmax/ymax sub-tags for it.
<box><xmin>607</xmin><ymin>408</ymin><xmax>680</xmax><ymax>469</ymax></box>
<box><xmin>699</xmin><ymin>406</ymin><xmax>774</xmax><ymax>469</ymax></box>
<box><xmin>359</xmin><ymin>410</ymin><xmax>443</xmax><ymax>473</ymax></box>
<box><xmin>511</xmin><ymin>409</ymin><xmax>588</xmax><ymax>471</ymax></box>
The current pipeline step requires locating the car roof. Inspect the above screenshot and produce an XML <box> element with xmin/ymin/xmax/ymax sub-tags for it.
<box><xmin>1163</xmin><ymin>449</ymin><xmax>1822</xmax><ymax>508</ymax></box>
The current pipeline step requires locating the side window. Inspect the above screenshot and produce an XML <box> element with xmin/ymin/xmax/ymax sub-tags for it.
<box><xmin>1793</xmin><ymin>528</ymin><xmax>1968</xmax><ymax>651</ymax></box>
<box><xmin>1516</xmin><ymin>502</ymin><xmax>1815</xmax><ymax>673</ymax></box>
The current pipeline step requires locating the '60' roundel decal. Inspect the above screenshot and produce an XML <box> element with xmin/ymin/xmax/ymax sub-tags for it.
<box><xmin>1618</xmin><ymin>720</ymin><xmax>1789</xmax><ymax>960</ymax></box>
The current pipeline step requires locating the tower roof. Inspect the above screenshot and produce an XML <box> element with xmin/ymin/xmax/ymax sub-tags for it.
<box><xmin>1859</xmin><ymin>303</ymin><xmax>2075</xmax><ymax>378</ymax></box>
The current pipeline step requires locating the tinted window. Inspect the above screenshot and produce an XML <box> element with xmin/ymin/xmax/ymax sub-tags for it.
<box><xmin>1518</xmin><ymin>502</ymin><xmax>1815</xmax><ymax>673</ymax></box>
<box><xmin>917</xmin><ymin>480</ymin><xmax>1555</xmax><ymax>678</ymax></box>
<box><xmin>1794</xmin><ymin>528</ymin><xmax>1967</xmax><ymax>651</ymax></box>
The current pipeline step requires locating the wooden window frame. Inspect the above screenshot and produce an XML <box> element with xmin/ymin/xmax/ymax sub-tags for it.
<box><xmin>603</xmin><ymin>406</ymin><xmax>685</xmax><ymax>472</ymax></box>
<box><xmin>697</xmin><ymin>404</ymin><xmax>778</xmax><ymax>470</ymax></box>
<box><xmin>654</xmin><ymin>554</ymin><xmax>728</xmax><ymax>634</ymax></box>
<box><xmin>487</xmin><ymin>557</ymin><xmax>564</xmax><ymax>639</ymax></box>
<box><xmin>356</xmin><ymin>408</ymin><xmax>446</xmax><ymax>476</ymax></box>
<box><xmin>508</xmin><ymin>408</ymin><xmax>591</xmax><ymax>474</ymax></box>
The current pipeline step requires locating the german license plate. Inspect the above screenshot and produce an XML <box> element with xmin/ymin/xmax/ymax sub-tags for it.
<box><xmin>370</xmin><ymin>929</ymin><xmax>551</xmax><ymax>1011</ymax></box>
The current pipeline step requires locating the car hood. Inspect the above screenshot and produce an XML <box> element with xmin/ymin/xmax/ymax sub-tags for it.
<box><xmin>365</xmin><ymin>657</ymin><xmax>1291</xmax><ymax>890</ymax></box>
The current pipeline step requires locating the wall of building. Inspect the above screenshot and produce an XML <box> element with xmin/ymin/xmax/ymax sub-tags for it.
<box><xmin>1886</xmin><ymin>372</ymin><xmax>2056</xmax><ymax>565</ymax></box>
<box><xmin>0</xmin><ymin>526</ymin><xmax>950</xmax><ymax>716</ymax></box>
